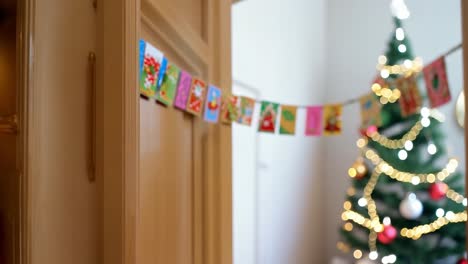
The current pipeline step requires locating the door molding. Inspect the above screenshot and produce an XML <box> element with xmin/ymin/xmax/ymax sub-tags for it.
<box><xmin>98</xmin><ymin>0</ymin><xmax>139</xmax><ymax>263</ymax></box>
<box><xmin>18</xmin><ymin>0</ymin><xmax>35</xmax><ymax>263</ymax></box>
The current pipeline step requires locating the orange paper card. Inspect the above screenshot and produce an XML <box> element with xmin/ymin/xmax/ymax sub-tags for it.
<box><xmin>186</xmin><ymin>78</ymin><xmax>207</xmax><ymax>116</ymax></box>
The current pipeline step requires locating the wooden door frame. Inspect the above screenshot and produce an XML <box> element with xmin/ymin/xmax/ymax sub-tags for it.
<box><xmin>17</xmin><ymin>0</ymin><xmax>34</xmax><ymax>263</ymax></box>
<box><xmin>462</xmin><ymin>0</ymin><xmax>468</xmax><ymax>254</ymax></box>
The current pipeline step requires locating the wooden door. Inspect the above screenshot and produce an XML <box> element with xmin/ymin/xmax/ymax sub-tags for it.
<box><xmin>137</xmin><ymin>1</ymin><xmax>232</xmax><ymax>264</ymax></box>
<box><xmin>98</xmin><ymin>0</ymin><xmax>232</xmax><ymax>263</ymax></box>
<box><xmin>0</xmin><ymin>1</ymin><xmax>18</xmax><ymax>263</ymax></box>
<box><xmin>25</xmin><ymin>0</ymin><xmax>100</xmax><ymax>263</ymax></box>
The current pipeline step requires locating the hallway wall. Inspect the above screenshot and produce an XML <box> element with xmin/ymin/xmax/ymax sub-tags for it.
<box><xmin>233</xmin><ymin>0</ymin><xmax>464</xmax><ymax>263</ymax></box>
<box><xmin>324</xmin><ymin>0</ymin><xmax>463</xmax><ymax>262</ymax></box>
<box><xmin>232</xmin><ymin>0</ymin><xmax>328</xmax><ymax>263</ymax></box>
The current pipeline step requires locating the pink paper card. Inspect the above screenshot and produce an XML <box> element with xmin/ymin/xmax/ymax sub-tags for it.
<box><xmin>305</xmin><ymin>106</ymin><xmax>323</xmax><ymax>136</ymax></box>
<box><xmin>423</xmin><ymin>57</ymin><xmax>451</xmax><ymax>108</ymax></box>
<box><xmin>174</xmin><ymin>70</ymin><xmax>192</xmax><ymax>110</ymax></box>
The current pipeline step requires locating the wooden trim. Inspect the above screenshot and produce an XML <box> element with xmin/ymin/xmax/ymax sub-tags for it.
<box><xmin>98</xmin><ymin>0</ymin><xmax>139</xmax><ymax>263</ymax></box>
<box><xmin>18</xmin><ymin>0</ymin><xmax>35</xmax><ymax>263</ymax></box>
<box><xmin>123</xmin><ymin>0</ymin><xmax>140</xmax><ymax>262</ymax></box>
<box><xmin>462</xmin><ymin>0</ymin><xmax>468</xmax><ymax>254</ymax></box>
<box><xmin>140</xmin><ymin>14</ymin><xmax>207</xmax><ymax>76</ymax></box>
<box><xmin>140</xmin><ymin>0</ymin><xmax>210</xmax><ymax>67</ymax></box>
<box><xmin>205</xmin><ymin>1</ymin><xmax>233</xmax><ymax>263</ymax></box>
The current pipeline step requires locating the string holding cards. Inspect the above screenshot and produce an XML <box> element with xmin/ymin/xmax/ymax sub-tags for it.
<box><xmin>139</xmin><ymin>39</ymin><xmax>460</xmax><ymax>137</ymax></box>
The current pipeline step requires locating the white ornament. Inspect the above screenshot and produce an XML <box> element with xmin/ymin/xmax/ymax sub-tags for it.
<box><xmin>399</xmin><ymin>193</ymin><xmax>423</xmax><ymax>220</ymax></box>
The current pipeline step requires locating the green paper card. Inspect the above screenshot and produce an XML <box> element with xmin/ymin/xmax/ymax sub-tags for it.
<box><xmin>156</xmin><ymin>64</ymin><xmax>181</xmax><ymax>106</ymax></box>
<box><xmin>279</xmin><ymin>105</ymin><xmax>297</xmax><ymax>135</ymax></box>
<box><xmin>139</xmin><ymin>43</ymin><xmax>164</xmax><ymax>99</ymax></box>
<box><xmin>258</xmin><ymin>101</ymin><xmax>279</xmax><ymax>133</ymax></box>
<box><xmin>220</xmin><ymin>95</ymin><xmax>240</xmax><ymax>124</ymax></box>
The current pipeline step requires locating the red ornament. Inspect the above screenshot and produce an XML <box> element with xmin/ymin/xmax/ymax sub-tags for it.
<box><xmin>457</xmin><ymin>258</ymin><xmax>468</xmax><ymax>264</ymax></box>
<box><xmin>378</xmin><ymin>225</ymin><xmax>398</xmax><ymax>244</ymax></box>
<box><xmin>429</xmin><ymin>182</ymin><xmax>448</xmax><ymax>201</ymax></box>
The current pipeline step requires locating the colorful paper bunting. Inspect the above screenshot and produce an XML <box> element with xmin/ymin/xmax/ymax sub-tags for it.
<box><xmin>139</xmin><ymin>42</ymin><xmax>165</xmax><ymax>99</ymax></box>
<box><xmin>279</xmin><ymin>105</ymin><xmax>297</xmax><ymax>135</ymax></box>
<box><xmin>397</xmin><ymin>75</ymin><xmax>422</xmax><ymax>117</ymax></box>
<box><xmin>359</xmin><ymin>93</ymin><xmax>382</xmax><ymax>128</ymax></box>
<box><xmin>237</xmin><ymin>96</ymin><xmax>256</xmax><ymax>126</ymax></box>
<box><xmin>156</xmin><ymin>63</ymin><xmax>181</xmax><ymax>106</ymax></box>
<box><xmin>323</xmin><ymin>104</ymin><xmax>343</xmax><ymax>136</ymax></box>
<box><xmin>220</xmin><ymin>95</ymin><xmax>240</xmax><ymax>124</ymax></box>
<box><xmin>258</xmin><ymin>101</ymin><xmax>279</xmax><ymax>133</ymax></box>
<box><xmin>186</xmin><ymin>78</ymin><xmax>207</xmax><ymax>116</ymax></box>
<box><xmin>174</xmin><ymin>70</ymin><xmax>193</xmax><ymax>110</ymax></box>
<box><xmin>138</xmin><ymin>39</ymin><xmax>459</xmax><ymax>138</ymax></box>
<box><xmin>204</xmin><ymin>85</ymin><xmax>222</xmax><ymax>123</ymax></box>
<box><xmin>423</xmin><ymin>57</ymin><xmax>451</xmax><ymax>108</ymax></box>
<box><xmin>305</xmin><ymin>106</ymin><xmax>323</xmax><ymax>136</ymax></box>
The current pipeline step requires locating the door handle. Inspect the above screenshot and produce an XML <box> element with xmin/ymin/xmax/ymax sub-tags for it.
<box><xmin>0</xmin><ymin>114</ymin><xmax>18</xmax><ymax>134</ymax></box>
<box><xmin>88</xmin><ymin>52</ymin><xmax>96</xmax><ymax>182</ymax></box>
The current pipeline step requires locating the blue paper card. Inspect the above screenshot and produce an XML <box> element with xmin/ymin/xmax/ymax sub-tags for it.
<box><xmin>139</xmin><ymin>39</ymin><xmax>146</xmax><ymax>73</ymax></box>
<box><xmin>203</xmin><ymin>85</ymin><xmax>222</xmax><ymax>123</ymax></box>
<box><xmin>157</xmin><ymin>57</ymin><xmax>168</xmax><ymax>89</ymax></box>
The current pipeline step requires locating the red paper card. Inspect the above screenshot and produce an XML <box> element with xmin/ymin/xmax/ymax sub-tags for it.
<box><xmin>323</xmin><ymin>104</ymin><xmax>343</xmax><ymax>136</ymax></box>
<box><xmin>423</xmin><ymin>57</ymin><xmax>451</xmax><ymax>108</ymax></box>
<box><xmin>186</xmin><ymin>78</ymin><xmax>207</xmax><ymax>116</ymax></box>
<box><xmin>397</xmin><ymin>76</ymin><xmax>422</xmax><ymax>117</ymax></box>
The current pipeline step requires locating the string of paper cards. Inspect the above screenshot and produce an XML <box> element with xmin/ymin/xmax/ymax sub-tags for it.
<box><xmin>139</xmin><ymin>39</ymin><xmax>461</xmax><ymax>136</ymax></box>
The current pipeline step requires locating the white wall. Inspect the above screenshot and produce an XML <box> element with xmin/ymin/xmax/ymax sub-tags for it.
<box><xmin>232</xmin><ymin>0</ymin><xmax>328</xmax><ymax>263</ymax></box>
<box><xmin>324</xmin><ymin>0</ymin><xmax>464</xmax><ymax>262</ymax></box>
<box><xmin>233</xmin><ymin>1</ymin><xmax>464</xmax><ymax>263</ymax></box>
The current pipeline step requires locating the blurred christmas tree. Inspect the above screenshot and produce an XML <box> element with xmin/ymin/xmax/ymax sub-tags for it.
<box><xmin>338</xmin><ymin>1</ymin><xmax>466</xmax><ymax>264</ymax></box>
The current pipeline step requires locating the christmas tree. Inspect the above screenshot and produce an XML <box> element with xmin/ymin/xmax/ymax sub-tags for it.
<box><xmin>338</xmin><ymin>3</ymin><xmax>466</xmax><ymax>264</ymax></box>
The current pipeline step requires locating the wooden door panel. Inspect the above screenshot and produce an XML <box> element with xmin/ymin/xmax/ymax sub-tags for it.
<box><xmin>145</xmin><ymin>0</ymin><xmax>206</xmax><ymax>41</ymax></box>
<box><xmin>139</xmin><ymin>6</ymin><xmax>206</xmax><ymax>263</ymax></box>
<box><xmin>138</xmin><ymin>0</ymin><xmax>210</xmax><ymax>262</ymax></box>
<box><xmin>139</xmin><ymin>101</ymin><xmax>194</xmax><ymax>264</ymax></box>
<box><xmin>137</xmin><ymin>1</ymin><xmax>232</xmax><ymax>264</ymax></box>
